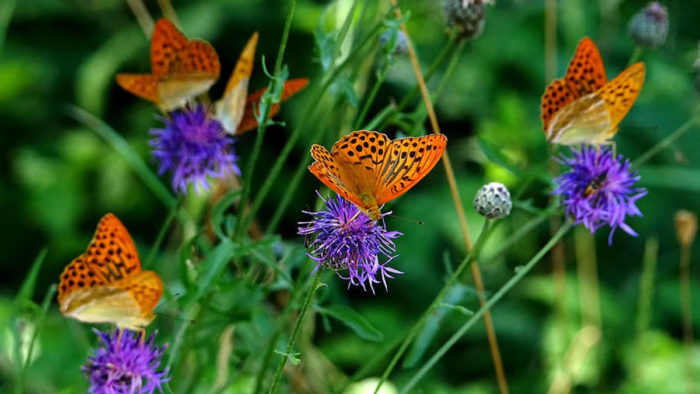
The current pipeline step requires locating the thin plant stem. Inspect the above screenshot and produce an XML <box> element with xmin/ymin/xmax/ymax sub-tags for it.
<box><xmin>124</xmin><ymin>0</ymin><xmax>154</xmax><ymax>37</ymax></box>
<box><xmin>387</xmin><ymin>2</ymin><xmax>509</xmax><ymax>392</ymax></box>
<box><xmin>373</xmin><ymin>219</ymin><xmax>494</xmax><ymax>394</ymax></box>
<box><xmin>373</xmin><ymin>34</ymin><xmax>458</xmax><ymax>131</ymax></box>
<box><xmin>632</xmin><ymin>116</ymin><xmax>699</xmax><ymax>167</ymax></box>
<box><xmin>156</xmin><ymin>0</ymin><xmax>179</xmax><ymax>26</ymax></box>
<box><xmin>400</xmin><ymin>221</ymin><xmax>573</xmax><ymax>394</ymax></box>
<box><xmin>354</xmin><ymin>58</ymin><xmax>390</xmax><ymax>130</ymax></box>
<box><xmin>234</xmin><ymin>0</ymin><xmax>297</xmax><ymax>242</ymax></box>
<box><xmin>544</xmin><ymin>0</ymin><xmax>568</xmax><ymax>368</ymax></box>
<box><xmin>627</xmin><ymin>46</ymin><xmax>643</xmax><ymax>67</ymax></box>
<box><xmin>636</xmin><ymin>236</ymin><xmax>658</xmax><ymax>335</ymax></box>
<box><xmin>574</xmin><ymin>226</ymin><xmax>601</xmax><ymax>330</ymax></box>
<box><xmin>268</xmin><ymin>269</ymin><xmax>323</xmax><ymax>393</ymax></box>
<box><xmin>252</xmin><ymin>265</ymin><xmax>313</xmax><ymax>394</ymax></box>
<box><xmin>145</xmin><ymin>199</ymin><xmax>181</xmax><ymax>267</ymax></box>
<box><xmin>679</xmin><ymin>241</ymin><xmax>695</xmax><ymax>394</ymax></box>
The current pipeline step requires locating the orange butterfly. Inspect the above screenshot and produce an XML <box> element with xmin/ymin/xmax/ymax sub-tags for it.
<box><xmin>58</xmin><ymin>214</ymin><xmax>163</xmax><ymax>329</ymax></box>
<box><xmin>309</xmin><ymin>130</ymin><xmax>447</xmax><ymax>220</ymax></box>
<box><xmin>116</xmin><ymin>18</ymin><xmax>221</xmax><ymax>112</ymax></box>
<box><xmin>541</xmin><ymin>37</ymin><xmax>645</xmax><ymax>145</ymax></box>
<box><xmin>214</xmin><ymin>32</ymin><xmax>308</xmax><ymax>135</ymax></box>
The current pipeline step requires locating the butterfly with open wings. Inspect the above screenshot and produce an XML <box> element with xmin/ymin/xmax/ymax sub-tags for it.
<box><xmin>58</xmin><ymin>214</ymin><xmax>163</xmax><ymax>330</ymax></box>
<box><xmin>309</xmin><ymin>130</ymin><xmax>447</xmax><ymax>220</ymax></box>
<box><xmin>541</xmin><ymin>37</ymin><xmax>645</xmax><ymax>145</ymax></box>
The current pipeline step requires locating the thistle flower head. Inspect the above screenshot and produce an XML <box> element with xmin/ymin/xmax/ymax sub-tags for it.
<box><xmin>553</xmin><ymin>147</ymin><xmax>647</xmax><ymax>245</ymax></box>
<box><xmin>298</xmin><ymin>193</ymin><xmax>403</xmax><ymax>293</ymax></box>
<box><xmin>628</xmin><ymin>2</ymin><xmax>668</xmax><ymax>49</ymax></box>
<box><xmin>150</xmin><ymin>104</ymin><xmax>240</xmax><ymax>195</ymax></box>
<box><xmin>82</xmin><ymin>329</ymin><xmax>169</xmax><ymax>394</ymax></box>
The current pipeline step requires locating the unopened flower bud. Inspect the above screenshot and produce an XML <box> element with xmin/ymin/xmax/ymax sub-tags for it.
<box><xmin>379</xmin><ymin>29</ymin><xmax>409</xmax><ymax>56</ymax></box>
<box><xmin>474</xmin><ymin>182</ymin><xmax>511</xmax><ymax>219</ymax></box>
<box><xmin>628</xmin><ymin>2</ymin><xmax>668</xmax><ymax>50</ymax></box>
<box><xmin>675</xmin><ymin>210</ymin><xmax>697</xmax><ymax>248</ymax></box>
<box><xmin>443</xmin><ymin>0</ymin><xmax>494</xmax><ymax>41</ymax></box>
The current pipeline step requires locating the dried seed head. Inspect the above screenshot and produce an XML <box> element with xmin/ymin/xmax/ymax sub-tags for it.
<box><xmin>628</xmin><ymin>2</ymin><xmax>669</xmax><ymax>50</ymax></box>
<box><xmin>443</xmin><ymin>0</ymin><xmax>494</xmax><ymax>41</ymax></box>
<box><xmin>675</xmin><ymin>210</ymin><xmax>697</xmax><ymax>248</ymax></box>
<box><xmin>473</xmin><ymin>182</ymin><xmax>512</xmax><ymax>220</ymax></box>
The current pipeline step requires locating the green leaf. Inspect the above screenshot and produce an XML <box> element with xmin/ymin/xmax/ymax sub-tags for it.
<box><xmin>67</xmin><ymin>105</ymin><xmax>177</xmax><ymax>210</ymax></box>
<box><xmin>15</xmin><ymin>249</ymin><xmax>47</xmax><ymax>306</ymax></box>
<box><xmin>210</xmin><ymin>189</ymin><xmax>241</xmax><ymax>240</ymax></box>
<box><xmin>403</xmin><ymin>283</ymin><xmax>471</xmax><ymax>368</ymax></box>
<box><xmin>317</xmin><ymin>304</ymin><xmax>383</xmax><ymax>342</ymax></box>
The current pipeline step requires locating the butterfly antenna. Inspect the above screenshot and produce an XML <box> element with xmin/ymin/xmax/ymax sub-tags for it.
<box><xmin>388</xmin><ymin>214</ymin><xmax>424</xmax><ymax>225</ymax></box>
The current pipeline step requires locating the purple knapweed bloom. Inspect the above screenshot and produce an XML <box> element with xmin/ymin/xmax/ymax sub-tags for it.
<box><xmin>82</xmin><ymin>329</ymin><xmax>169</xmax><ymax>394</ymax></box>
<box><xmin>150</xmin><ymin>104</ymin><xmax>240</xmax><ymax>194</ymax></box>
<box><xmin>553</xmin><ymin>146</ymin><xmax>647</xmax><ymax>245</ymax></box>
<box><xmin>298</xmin><ymin>193</ymin><xmax>403</xmax><ymax>293</ymax></box>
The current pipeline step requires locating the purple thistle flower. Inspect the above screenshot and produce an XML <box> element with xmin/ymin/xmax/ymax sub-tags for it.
<box><xmin>553</xmin><ymin>146</ymin><xmax>647</xmax><ymax>245</ymax></box>
<box><xmin>82</xmin><ymin>329</ymin><xmax>169</xmax><ymax>394</ymax></box>
<box><xmin>298</xmin><ymin>193</ymin><xmax>403</xmax><ymax>293</ymax></box>
<box><xmin>150</xmin><ymin>104</ymin><xmax>240</xmax><ymax>195</ymax></box>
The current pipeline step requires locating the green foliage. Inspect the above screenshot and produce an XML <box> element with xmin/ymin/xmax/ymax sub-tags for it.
<box><xmin>2</xmin><ymin>0</ymin><xmax>700</xmax><ymax>393</ymax></box>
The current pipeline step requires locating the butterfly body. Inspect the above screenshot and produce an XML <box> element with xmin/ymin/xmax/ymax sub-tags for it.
<box><xmin>541</xmin><ymin>37</ymin><xmax>645</xmax><ymax>145</ymax></box>
<box><xmin>58</xmin><ymin>214</ymin><xmax>163</xmax><ymax>330</ymax></box>
<box><xmin>309</xmin><ymin>130</ymin><xmax>447</xmax><ymax>220</ymax></box>
<box><xmin>117</xmin><ymin>18</ymin><xmax>220</xmax><ymax>112</ymax></box>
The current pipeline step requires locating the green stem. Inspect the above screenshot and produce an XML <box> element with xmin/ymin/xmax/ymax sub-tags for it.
<box><xmin>268</xmin><ymin>269</ymin><xmax>323</xmax><ymax>393</ymax></box>
<box><xmin>252</xmin><ymin>265</ymin><xmax>312</xmax><ymax>394</ymax></box>
<box><xmin>399</xmin><ymin>221</ymin><xmax>573</xmax><ymax>393</ymax></box>
<box><xmin>627</xmin><ymin>46</ymin><xmax>643</xmax><ymax>67</ymax></box>
<box><xmin>632</xmin><ymin>116</ymin><xmax>699</xmax><ymax>167</ymax></box>
<box><xmin>373</xmin><ymin>219</ymin><xmax>494</xmax><ymax>394</ymax></box>
<box><xmin>406</xmin><ymin>39</ymin><xmax>466</xmax><ymax>135</ymax></box>
<box><xmin>234</xmin><ymin>0</ymin><xmax>297</xmax><ymax>242</ymax></box>
<box><xmin>636</xmin><ymin>236</ymin><xmax>658</xmax><ymax>335</ymax></box>
<box><xmin>20</xmin><ymin>284</ymin><xmax>56</xmax><ymax>381</ymax></box>
<box><xmin>371</xmin><ymin>34</ymin><xmax>458</xmax><ymax>130</ymax></box>
<box><xmin>354</xmin><ymin>59</ymin><xmax>391</xmax><ymax>130</ymax></box>
<box><xmin>146</xmin><ymin>197</ymin><xmax>181</xmax><ymax>267</ymax></box>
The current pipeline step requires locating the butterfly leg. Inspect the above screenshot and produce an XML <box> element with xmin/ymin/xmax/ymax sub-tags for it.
<box><xmin>137</xmin><ymin>328</ymin><xmax>146</xmax><ymax>346</ymax></box>
<box><xmin>116</xmin><ymin>327</ymin><xmax>124</xmax><ymax>349</ymax></box>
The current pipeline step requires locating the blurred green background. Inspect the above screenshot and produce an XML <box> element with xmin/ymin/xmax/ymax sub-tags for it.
<box><xmin>1</xmin><ymin>0</ymin><xmax>699</xmax><ymax>392</ymax></box>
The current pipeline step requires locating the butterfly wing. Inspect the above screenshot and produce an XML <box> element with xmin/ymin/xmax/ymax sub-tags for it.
<box><xmin>157</xmin><ymin>39</ymin><xmax>221</xmax><ymax>111</ymax></box>
<box><xmin>115</xmin><ymin>74</ymin><xmax>159</xmax><ymax>102</ymax></box>
<box><xmin>58</xmin><ymin>271</ymin><xmax>162</xmax><ymax>329</ymax></box>
<box><xmin>541</xmin><ymin>79</ymin><xmax>577</xmax><ymax>132</ymax></box>
<box><xmin>58</xmin><ymin>214</ymin><xmax>163</xmax><ymax>329</ymax></box>
<box><xmin>546</xmin><ymin>92</ymin><xmax>614</xmax><ymax>145</ymax></box>
<box><xmin>236</xmin><ymin>78</ymin><xmax>310</xmax><ymax>135</ymax></box>
<box><xmin>309</xmin><ymin>144</ymin><xmax>365</xmax><ymax>210</ymax></box>
<box><xmin>564</xmin><ymin>37</ymin><xmax>607</xmax><ymax>96</ymax></box>
<box><xmin>598</xmin><ymin>62</ymin><xmax>645</xmax><ymax>128</ymax></box>
<box><xmin>214</xmin><ymin>32</ymin><xmax>258</xmax><ymax>133</ymax></box>
<box><xmin>374</xmin><ymin>134</ymin><xmax>447</xmax><ymax>205</ymax></box>
<box><xmin>150</xmin><ymin>18</ymin><xmax>188</xmax><ymax>76</ymax></box>
<box><xmin>542</xmin><ymin>37</ymin><xmax>608</xmax><ymax>135</ymax></box>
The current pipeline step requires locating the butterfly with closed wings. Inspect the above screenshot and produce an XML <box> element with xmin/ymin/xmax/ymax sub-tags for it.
<box><xmin>215</xmin><ymin>32</ymin><xmax>308</xmax><ymax>135</ymax></box>
<box><xmin>58</xmin><ymin>214</ymin><xmax>163</xmax><ymax>330</ymax></box>
<box><xmin>116</xmin><ymin>18</ymin><xmax>220</xmax><ymax>112</ymax></box>
<box><xmin>541</xmin><ymin>37</ymin><xmax>645</xmax><ymax>145</ymax></box>
<box><xmin>309</xmin><ymin>130</ymin><xmax>447</xmax><ymax>220</ymax></box>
